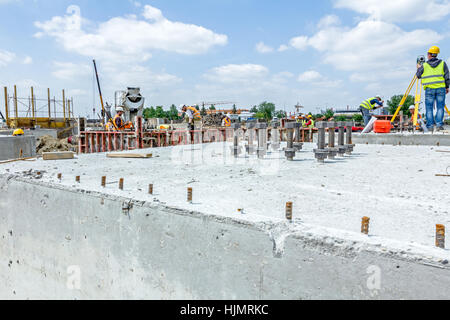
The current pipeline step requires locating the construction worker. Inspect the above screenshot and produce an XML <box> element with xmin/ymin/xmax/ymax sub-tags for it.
<box><xmin>12</xmin><ymin>128</ymin><xmax>24</xmax><ymax>136</ymax></box>
<box><xmin>359</xmin><ymin>96</ymin><xmax>384</xmax><ymax>126</ymax></box>
<box><xmin>223</xmin><ymin>114</ymin><xmax>231</xmax><ymax>127</ymax></box>
<box><xmin>408</xmin><ymin>105</ymin><xmax>428</xmax><ymax>132</ymax></box>
<box><xmin>180</xmin><ymin>105</ymin><xmax>202</xmax><ymax>131</ymax></box>
<box><xmin>416</xmin><ymin>46</ymin><xmax>450</xmax><ymax>132</ymax></box>
<box><xmin>111</xmin><ymin>107</ymin><xmax>133</xmax><ymax>131</ymax></box>
<box><xmin>304</xmin><ymin>115</ymin><xmax>315</xmax><ymax>128</ymax></box>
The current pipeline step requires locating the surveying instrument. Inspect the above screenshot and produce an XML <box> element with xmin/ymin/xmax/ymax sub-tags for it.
<box><xmin>391</xmin><ymin>55</ymin><xmax>450</xmax><ymax>127</ymax></box>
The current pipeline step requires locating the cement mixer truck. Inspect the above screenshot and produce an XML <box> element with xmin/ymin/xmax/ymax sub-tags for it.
<box><xmin>114</xmin><ymin>87</ymin><xmax>145</xmax><ymax>124</ymax></box>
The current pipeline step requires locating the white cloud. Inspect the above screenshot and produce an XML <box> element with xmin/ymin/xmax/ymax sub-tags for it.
<box><xmin>289</xmin><ymin>36</ymin><xmax>308</xmax><ymax>51</ymax></box>
<box><xmin>298</xmin><ymin>70</ymin><xmax>342</xmax><ymax>88</ymax></box>
<box><xmin>255</xmin><ymin>42</ymin><xmax>274</xmax><ymax>54</ymax></box>
<box><xmin>22</xmin><ymin>56</ymin><xmax>32</xmax><ymax>65</ymax></box>
<box><xmin>317</xmin><ymin>15</ymin><xmax>341</xmax><ymax>28</ymax></box>
<box><xmin>204</xmin><ymin>64</ymin><xmax>269</xmax><ymax>83</ymax></box>
<box><xmin>34</xmin><ymin>4</ymin><xmax>228</xmax><ymax>64</ymax></box>
<box><xmin>52</xmin><ymin>62</ymin><xmax>91</xmax><ymax>80</ymax></box>
<box><xmin>298</xmin><ymin>70</ymin><xmax>323</xmax><ymax>82</ymax></box>
<box><xmin>334</xmin><ymin>0</ymin><xmax>450</xmax><ymax>22</ymax></box>
<box><xmin>0</xmin><ymin>49</ymin><xmax>15</xmax><ymax>66</ymax></box>
<box><xmin>289</xmin><ymin>20</ymin><xmax>443</xmax><ymax>73</ymax></box>
<box><xmin>278</xmin><ymin>44</ymin><xmax>289</xmax><ymax>52</ymax></box>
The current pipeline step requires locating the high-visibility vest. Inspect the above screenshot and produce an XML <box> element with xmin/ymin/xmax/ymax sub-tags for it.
<box><xmin>113</xmin><ymin>114</ymin><xmax>125</xmax><ymax>130</ymax></box>
<box><xmin>301</xmin><ymin>120</ymin><xmax>307</xmax><ymax>128</ymax></box>
<box><xmin>309</xmin><ymin>120</ymin><xmax>315</xmax><ymax>129</ymax></box>
<box><xmin>224</xmin><ymin>117</ymin><xmax>231</xmax><ymax>127</ymax></box>
<box><xmin>422</xmin><ymin>61</ymin><xmax>446</xmax><ymax>90</ymax></box>
<box><xmin>187</xmin><ymin>107</ymin><xmax>201</xmax><ymax>119</ymax></box>
<box><xmin>360</xmin><ymin>97</ymin><xmax>377</xmax><ymax>110</ymax></box>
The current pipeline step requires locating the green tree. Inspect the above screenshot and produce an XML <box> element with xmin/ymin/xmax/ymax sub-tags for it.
<box><xmin>250</xmin><ymin>105</ymin><xmax>258</xmax><ymax>113</ymax></box>
<box><xmin>274</xmin><ymin>110</ymin><xmax>287</xmax><ymax>118</ymax></box>
<box><xmin>232</xmin><ymin>104</ymin><xmax>237</xmax><ymax>114</ymax></box>
<box><xmin>324</xmin><ymin>108</ymin><xmax>334</xmax><ymax>120</ymax></box>
<box><xmin>155</xmin><ymin>106</ymin><xmax>167</xmax><ymax>119</ymax></box>
<box><xmin>387</xmin><ymin>95</ymin><xmax>415</xmax><ymax>117</ymax></box>
<box><xmin>167</xmin><ymin>104</ymin><xmax>180</xmax><ymax>120</ymax></box>
<box><xmin>352</xmin><ymin>114</ymin><xmax>363</xmax><ymax>123</ymax></box>
<box><xmin>334</xmin><ymin>115</ymin><xmax>348</xmax><ymax>121</ymax></box>
<box><xmin>200</xmin><ymin>105</ymin><xmax>207</xmax><ymax>117</ymax></box>
<box><xmin>209</xmin><ymin>105</ymin><xmax>216</xmax><ymax>111</ymax></box>
<box><xmin>143</xmin><ymin>107</ymin><xmax>156</xmax><ymax>119</ymax></box>
<box><xmin>256</xmin><ymin>101</ymin><xmax>276</xmax><ymax>121</ymax></box>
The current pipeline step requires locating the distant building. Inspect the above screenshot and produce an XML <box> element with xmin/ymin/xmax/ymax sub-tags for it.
<box><xmin>206</xmin><ymin>109</ymin><xmax>250</xmax><ymax>115</ymax></box>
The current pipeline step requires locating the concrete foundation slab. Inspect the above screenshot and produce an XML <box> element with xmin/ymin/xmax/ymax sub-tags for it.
<box><xmin>1</xmin><ymin>142</ymin><xmax>449</xmax><ymax>299</ymax></box>
<box><xmin>0</xmin><ymin>136</ymin><xmax>36</xmax><ymax>161</ymax></box>
<box><xmin>354</xmin><ymin>133</ymin><xmax>450</xmax><ymax>146</ymax></box>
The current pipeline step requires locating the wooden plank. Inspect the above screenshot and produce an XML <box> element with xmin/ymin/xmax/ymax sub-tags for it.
<box><xmin>0</xmin><ymin>157</ymin><xmax>36</xmax><ymax>165</ymax></box>
<box><xmin>436</xmin><ymin>174</ymin><xmax>450</xmax><ymax>177</ymax></box>
<box><xmin>43</xmin><ymin>152</ymin><xmax>75</xmax><ymax>161</ymax></box>
<box><xmin>106</xmin><ymin>153</ymin><xmax>153</xmax><ymax>159</ymax></box>
<box><xmin>436</xmin><ymin>150</ymin><xmax>450</xmax><ymax>153</ymax></box>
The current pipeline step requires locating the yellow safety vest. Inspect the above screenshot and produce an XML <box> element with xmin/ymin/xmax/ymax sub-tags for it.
<box><xmin>360</xmin><ymin>97</ymin><xmax>377</xmax><ymax>110</ymax></box>
<box><xmin>187</xmin><ymin>107</ymin><xmax>201</xmax><ymax>119</ymax></box>
<box><xmin>422</xmin><ymin>61</ymin><xmax>446</xmax><ymax>90</ymax></box>
<box><xmin>309</xmin><ymin>119</ymin><xmax>315</xmax><ymax>129</ymax></box>
<box><xmin>113</xmin><ymin>114</ymin><xmax>124</xmax><ymax>130</ymax></box>
<box><xmin>224</xmin><ymin>117</ymin><xmax>231</xmax><ymax>127</ymax></box>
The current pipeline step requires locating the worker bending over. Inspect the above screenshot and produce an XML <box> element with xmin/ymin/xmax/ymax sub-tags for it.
<box><xmin>106</xmin><ymin>107</ymin><xmax>133</xmax><ymax>131</ymax></box>
<box><xmin>222</xmin><ymin>114</ymin><xmax>231</xmax><ymax>127</ymax></box>
<box><xmin>180</xmin><ymin>105</ymin><xmax>202</xmax><ymax>131</ymax></box>
<box><xmin>359</xmin><ymin>96</ymin><xmax>384</xmax><ymax>126</ymax></box>
<box><xmin>416</xmin><ymin>46</ymin><xmax>450</xmax><ymax>132</ymax></box>
<box><xmin>302</xmin><ymin>115</ymin><xmax>315</xmax><ymax>128</ymax></box>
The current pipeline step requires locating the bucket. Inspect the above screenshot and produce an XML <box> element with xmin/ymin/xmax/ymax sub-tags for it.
<box><xmin>373</xmin><ymin>120</ymin><xmax>391</xmax><ymax>133</ymax></box>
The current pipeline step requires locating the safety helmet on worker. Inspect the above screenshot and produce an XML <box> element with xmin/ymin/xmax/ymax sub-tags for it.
<box><xmin>428</xmin><ymin>46</ymin><xmax>440</xmax><ymax>55</ymax></box>
<box><xmin>375</xmin><ymin>95</ymin><xmax>382</xmax><ymax>100</ymax></box>
<box><xmin>116</xmin><ymin>107</ymin><xmax>124</xmax><ymax>113</ymax></box>
<box><xmin>409</xmin><ymin>105</ymin><xmax>416</xmax><ymax>110</ymax></box>
<box><xmin>308</xmin><ymin>115</ymin><xmax>312</xmax><ymax>119</ymax></box>
<box><xmin>13</xmin><ymin>129</ymin><xmax>24</xmax><ymax>136</ymax></box>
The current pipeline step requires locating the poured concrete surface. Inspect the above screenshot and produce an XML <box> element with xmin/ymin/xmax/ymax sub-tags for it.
<box><xmin>354</xmin><ymin>133</ymin><xmax>450</xmax><ymax>146</ymax></box>
<box><xmin>1</xmin><ymin>175</ymin><xmax>450</xmax><ymax>299</ymax></box>
<box><xmin>1</xmin><ymin>142</ymin><xmax>449</xmax><ymax>299</ymax></box>
<box><xmin>0</xmin><ymin>135</ymin><xmax>36</xmax><ymax>161</ymax></box>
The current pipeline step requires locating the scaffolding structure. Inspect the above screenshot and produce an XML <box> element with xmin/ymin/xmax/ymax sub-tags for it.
<box><xmin>3</xmin><ymin>86</ymin><xmax>75</xmax><ymax>129</ymax></box>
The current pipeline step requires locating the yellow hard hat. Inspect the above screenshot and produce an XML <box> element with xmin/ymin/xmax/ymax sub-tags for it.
<box><xmin>13</xmin><ymin>129</ymin><xmax>24</xmax><ymax>136</ymax></box>
<box><xmin>308</xmin><ymin>115</ymin><xmax>312</xmax><ymax>119</ymax></box>
<box><xmin>428</xmin><ymin>46</ymin><xmax>440</xmax><ymax>55</ymax></box>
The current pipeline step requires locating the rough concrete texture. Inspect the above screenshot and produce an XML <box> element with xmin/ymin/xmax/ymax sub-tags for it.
<box><xmin>0</xmin><ymin>128</ymin><xmax>58</xmax><ymax>139</ymax></box>
<box><xmin>353</xmin><ymin>133</ymin><xmax>450</xmax><ymax>146</ymax></box>
<box><xmin>0</xmin><ymin>135</ymin><xmax>36</xmax><ymax>161</ymax></box>
<box><xmin>1</xmin><ymin>175</ymin><xmax>450</xmax><ymax>300</ymax></box>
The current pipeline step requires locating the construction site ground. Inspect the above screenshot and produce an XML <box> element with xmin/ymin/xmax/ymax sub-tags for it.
<box><xmin>1</xmin><ymin>141</ymin><xmax>449</xmax><ymax>260</ymax></box>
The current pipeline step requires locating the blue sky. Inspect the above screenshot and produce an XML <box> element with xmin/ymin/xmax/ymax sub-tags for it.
<box><xmin>1</xmin><ymin>0</ymin><xmax>450</xmax><ymax>118</ymax></box>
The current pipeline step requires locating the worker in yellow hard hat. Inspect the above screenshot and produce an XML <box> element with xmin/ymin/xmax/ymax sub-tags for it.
<box><xmin>304</xmin><ymin>115</ymin><xmax>315</xmax><ymax>128</ymax></box>
<box><xmin>417</xmin><ymin>45</ymin><xmax>449</xmax><ymax>132</ymax></box>
<box><xmin>13</xmin><ymin>129</ymin><xmax>24</xmax><ymax>136</ymax></box>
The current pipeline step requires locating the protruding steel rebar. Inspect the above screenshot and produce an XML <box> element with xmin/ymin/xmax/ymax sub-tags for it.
<box><xmin>286</xmin><ymin>202</ymin><xmax>293</xmax><ymax>221</ymax></box>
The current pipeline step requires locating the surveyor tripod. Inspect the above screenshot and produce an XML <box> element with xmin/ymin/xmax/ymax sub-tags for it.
<box><xmin>391</xmin><ymin>74</ymin><xmax>423</xmax><ymax>126</ymax></box>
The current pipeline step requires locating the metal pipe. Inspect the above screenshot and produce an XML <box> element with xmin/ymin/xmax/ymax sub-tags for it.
<box><xmin>47</xmin><ymin>88</ymin><xmax>51</xmax><ymax>120</ymax></box>
<box><xmin>14</xmin><ymin>85</ymin><xmax>18</xmax><ymax>119</ymax></box>
<box><xmin>31</xmin><ymin>87</ymin><xmax>35</xmax><ymax>120</ymax></box>
<box><xmin>62</xmin><ymin>89</ymin><xmax>66</xmax><ymax>121</ymax></box>
<box><xmin>4</xmin><ymin>87</ymin><xmax>8</xmax><ymax>123</ymax></box>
